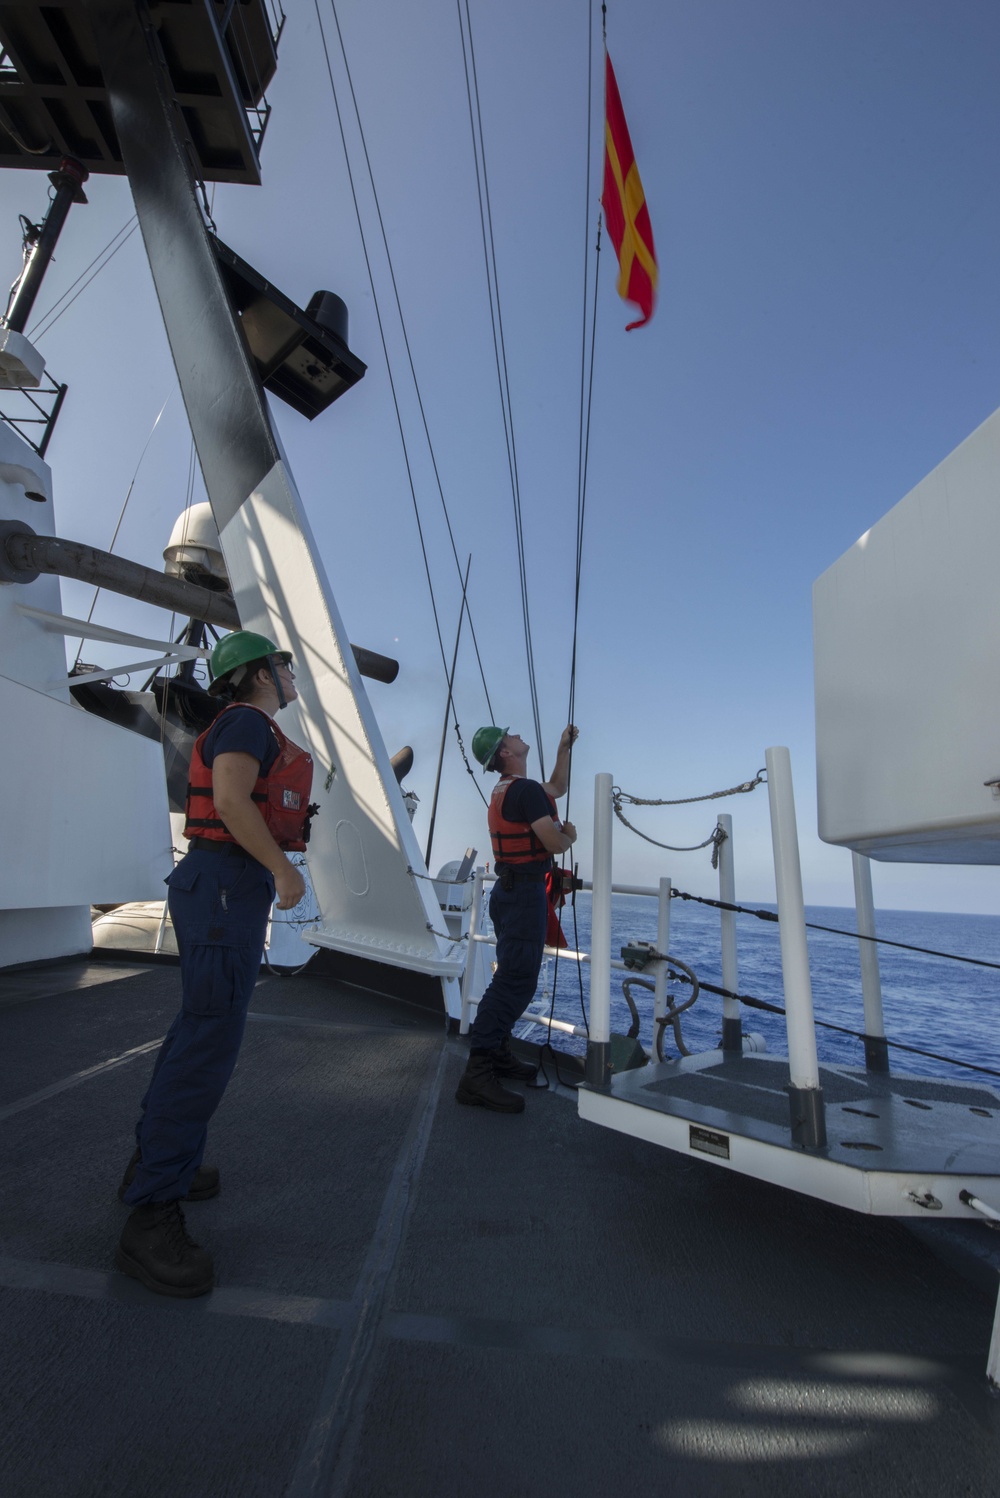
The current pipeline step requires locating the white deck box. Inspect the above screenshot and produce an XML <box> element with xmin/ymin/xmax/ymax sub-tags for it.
<box><xmin>814</xmin><ymin>406</ymin><xmax>1000</xmax><ymax>863</ymax></box>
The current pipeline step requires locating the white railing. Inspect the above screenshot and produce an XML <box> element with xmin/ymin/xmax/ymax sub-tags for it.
<box><xmin>460</xmin><ymin>749</ymin><xmax>886</xmax><ymax>1150</ymax></box>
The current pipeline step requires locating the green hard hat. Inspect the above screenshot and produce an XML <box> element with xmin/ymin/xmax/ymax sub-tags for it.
<box><xmin>208</xmin><ymin>630</ymin><xmax>291</xmax><ymax>696</ymax></box>
<box><xmin>471</xmin><ymin>724</ymin><xmax>508</xmax><ymax>771</ymax></box>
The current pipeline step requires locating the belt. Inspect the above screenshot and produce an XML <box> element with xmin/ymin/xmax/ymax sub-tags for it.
<box><xmin>187</xmin><ymin>837</ymin><xmax>246</xmax><ymax>855</ymax></box>
<box><xmin>495</xmin><ymin>862</ymin><xmax>550</xmax><ymax>883</ymax></box>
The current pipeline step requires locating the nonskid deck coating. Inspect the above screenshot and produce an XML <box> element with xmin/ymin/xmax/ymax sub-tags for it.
<box><xmin>0</xmin><ymin>958</ymin><xmax>997</xmax><ymax>1497</ymax></box>
<box><xmin>611</xmin><ymin>1050</ymin><xmax>1000</xmax><ymax>1172</ymax></box>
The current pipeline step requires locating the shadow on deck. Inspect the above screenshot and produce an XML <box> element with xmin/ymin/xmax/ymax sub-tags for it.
<box><xmin>0</xmin><ymin>958</ymin><xmax>997</xmax><ymax>1496</ymax></box>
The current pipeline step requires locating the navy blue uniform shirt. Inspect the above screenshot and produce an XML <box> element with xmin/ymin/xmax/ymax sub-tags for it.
<box><xmin>201</xmin><ymin>705</ymin><xmax>279</xmax><ymax>777</ymax></box>
<box><xmin>501</xmin><ymin>777</ymin><xmax>555</xmax><ymax>825</ymax></box>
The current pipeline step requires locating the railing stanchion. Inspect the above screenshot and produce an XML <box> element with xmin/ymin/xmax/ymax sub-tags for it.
<box><xmin>851</xmin><ymin>851</ymin><xmax>889</xmax><ymax>1072</ymax></box>
<box><xmin>652</xmin><ymin>876</ymin><xmax>672</xmax><ymax>1061</ymax></box>
<box><xmin>764</xmin><ymin>746</ymin><xmax>826</xmax><ymax>1148</ymax></box>
<box><xmin>459</xmin><ymin>866</ymin><xmax>485</xmax><ymax>1036</ymax></box>
<box><xmin>585</xmin><ymin>773</ymin><xmax>613</xmax><ymax>1088</ymax></box>
<box><xmin>988</xmin><ymin>1281</ymin><xmax>1000</xmax><ymax>1389</ymax></box>
<box><xmin>717</xmin><ymin>813</ymin><xmax>742</xmax><ymax>1053</ymax></box>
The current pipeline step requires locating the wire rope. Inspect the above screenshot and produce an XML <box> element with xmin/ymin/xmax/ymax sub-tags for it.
<box><xmin>72</xmin><ymin>392</ymin><xmax>172</xmax><ymax>669</ymax></box>
<box><xmin>670</xmin><ymin>887</ymin><xmax>1000</xmax><ymax>972</ymax></box>
<box><xmin>313</xmin><ymin>0</ymin><xmax>451</xmax><ymax>686</ymax></box>
<box><xmin>457</xmin><ymin>0</ymin><xmax>544</xmax><ymax>772</ymax></box>
<box><xmin>324</xmin><ymin>0</ymin><xmax>495</xmax><ymax>725</ymax></box>
<box><xmin>547</xmin><ymin>0</ymin><xmax>602</xmax><ymax>1054</ymax></box>
<box><xmin>686</xmin><ymin>976</ymin><xmax>1000</xmax><ymax>1083</ymax></box>
<box><xmin>28</xmin><ymin>217</ymin><xmax>138</xmax><ymax>342</ymax></box>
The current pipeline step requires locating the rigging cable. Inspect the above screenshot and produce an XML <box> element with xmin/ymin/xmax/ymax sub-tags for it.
<box><xmin>72</xmin><ymin>392</ymin><xmax>172</xmax><ymax>670</ymax></box>
<box><xmin>27</xmin><ymin>217</ymin><xmax>138</xmax><ymax>343</ymax></box>
<box><xmin>457</xmin><ymin>0</ymin><xmax>545</xmax><ymax>774</ymax></box>
<box><xmin>317</xmin><ymin>3</ymin><xmax>496</xmax><ymax>787</ymax></box>
<box><xmin>326</xmin><ymin>0</ymin><xmax>495</xmax><ymax>726</ymax></box>
<box><xmin>675</xmin><ymin>973</ymin><xmax>1000</xmax><ymax>1083</ymax></box>
<box><xmin>669</xmin><ymin>887</ymin><xmax>1000</xmax><ymax>972</ymax></box>
<box><xmin>547</xmin><ymin>0</ymin><xmax>602</xmax><ymax>1066</ymax></box>
<box><xmin>314</xmin><ymin>0</ymin><xmax>449</xmax><ymax>687</ymax></box>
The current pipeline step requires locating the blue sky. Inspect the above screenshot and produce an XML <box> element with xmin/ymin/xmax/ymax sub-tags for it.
<box><xmin>3</xmin><ymin>0</ymin><xmax>1000</xmax><ymax>912</ymax></box>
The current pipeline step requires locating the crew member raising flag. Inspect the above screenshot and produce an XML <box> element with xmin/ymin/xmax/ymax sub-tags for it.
<box><xmin>601</xmin><ymin>50</ymin><xmax>658</xmax><ymax>330</ymax></box>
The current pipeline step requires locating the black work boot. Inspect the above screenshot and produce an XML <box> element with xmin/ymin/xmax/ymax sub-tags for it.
<box><xmin>118</xmin><ymin>1148</ymin><xmax>220</xmax><ymax>1203</ymax></box>
<box><xmin>455</xmin><ymin>1051</ymin><xmax>525</xmax><ymax>1113</ymax></box>
<box><xmin>493</xmin><ymin>1035</ymin><xmax>539</xmax><ymax>1082</ymax></box>
<box><xmin>116</xmin><ymin>1200</ymin><xmax>214</xmax><ymax>1298</ymax></box>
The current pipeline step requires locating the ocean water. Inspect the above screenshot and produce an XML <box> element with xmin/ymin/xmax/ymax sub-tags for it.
<box><xmin>512</xmin><ymin>892</ymin><xmax>1000</xmax><ymax>1084</ymax></box>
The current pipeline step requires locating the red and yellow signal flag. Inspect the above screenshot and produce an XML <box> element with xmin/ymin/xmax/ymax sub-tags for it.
<box><xmin>601</xmin><ymin>50</ymin><xmax>658</xmax><ymax>330</ymax></box>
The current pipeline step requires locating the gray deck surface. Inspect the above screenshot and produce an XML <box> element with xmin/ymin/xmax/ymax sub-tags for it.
<box><xmin>1</xmin><ymin>958</ymin><xmax>999</xmax><ymax>1496</ymax></box>
<box><xmin>612</xmin><ymin>1051</ymin><xmax>1000</xmax><ymax>1172</ymax></box>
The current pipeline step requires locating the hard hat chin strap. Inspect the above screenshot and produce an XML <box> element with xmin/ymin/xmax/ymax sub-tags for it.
<box><xmin>267</xmin><ymin>656</ymin><xmax>287</xmax><ymax>711</ymax></box>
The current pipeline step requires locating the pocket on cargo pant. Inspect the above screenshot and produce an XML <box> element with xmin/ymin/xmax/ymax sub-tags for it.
<box><xmin>180</xmin><ymin>923</ymin><xmax>260</xmax><ymax>1017</ymax></box>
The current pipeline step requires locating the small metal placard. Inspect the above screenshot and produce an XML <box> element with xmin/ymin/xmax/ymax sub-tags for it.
<box><xmin>689</xmin><ymin>1125</ymin><xmax>730</xmax><ymax>1160</ymax></box>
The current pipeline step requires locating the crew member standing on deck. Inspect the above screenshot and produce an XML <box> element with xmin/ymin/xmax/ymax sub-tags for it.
<box><xmin>116</xmin><ymin>630</ymin><xmax>312</xmax><ymax>1298</ymax></box>
<box><xmin>457</xmin><ymin>724</ymin><xmax>578</xmax><ymax>1113</ymax></box>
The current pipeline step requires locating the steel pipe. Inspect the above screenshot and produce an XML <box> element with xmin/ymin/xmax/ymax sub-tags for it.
<box><xmin>717</xmin><ymin>813</ymin><xmax>742</xmax><ymax>1052</ymax></box>
<box><xmin>5</xmin><ymin>159</ymin><xmax>88</xmax><ymax>334</ymax></box>
<box><xmin>765</xmin><ymin>745</ymin><xmax>826</xmax><ymax>1148</ymax></box>
<box><xmin>0</xmin><ymin>522</ymin><xmax>398</xmax><ymax>682</ymax></box>
<box><xmin>3</xmin><ymin>525</ymin><xmax>240</xmax><ymax>626</ymax></box>
<box><xmin>521</xmin><ymin>1009</ymin><xmax>588</xmax><ymax>1040</ymax></box>
<box><xmin>585</xmin><ymin>772</ymin><xmax>614</xmax><ymax>1088</ymax></box>
<box><xmin>459</xmin><ymin>866</ymin><xmax>486</xmax><ymax>1036</ymax></box>
<box><xmin>652</xmin><ymin>877</ymin><xmax>672</xmax><ymax>1059</ymax></box>
<box><xmin>852</xmin><ymin>851</ymin><xmax>889</xmax><ymax>1072</ymax></box>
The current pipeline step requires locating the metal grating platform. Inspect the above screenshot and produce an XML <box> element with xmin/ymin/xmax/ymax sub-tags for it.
<box><xmin>0</xmin><ymin>0</ymin><xmax>281</xmax><ymax>184</ymax></box>
<box><xmin>578</xmin><ymin>1050</ymin><xmax>1000</xmax><ymax>1217</ymax></box>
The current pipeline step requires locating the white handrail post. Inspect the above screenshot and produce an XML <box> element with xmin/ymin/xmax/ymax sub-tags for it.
<box><xmin>154</xmin><ymin>898</ymin><xmax>170</xmax><ymax>955</ymax></box>
<box><xmin>851</xmin><ymin>851</ymin><xmax>888</xmax><ymax>1073</ymax></box>
<box><xmin>459</xmin><ymin>866</ymin><xmax>486</xmax><ymax>1036</ymax></box>
<box><xmin>652</xmin><ymin>876</ymin><xmax>672</xmax><ymax>1061</ymax></box>
<box><xmin>764</xmin><ymin>746</ymin><xmax>826</xmax><ymax>1148</ymax></box>
<box><xmin>585</xmin><ymin>773</ymin><xmax>613</xmax><ymax>1088</ymax></box>
<box><xmin>988</xmin><ymin>1281</ymin><xmax>1000</xmax><ymax>1389</ymax></box>
<box><xmin>717</xmin><ymin>813</ymin><xmax>742</xmax><ymax>1054</ymax></box>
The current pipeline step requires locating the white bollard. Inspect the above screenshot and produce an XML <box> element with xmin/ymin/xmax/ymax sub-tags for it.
<box><xmin>652</xmin><ymin>876</ymin><xmax>672</xmax><ymax>1062</ymax></box>
<box><xmin>851</xmin><ymin>851</ymin><xmax>888</xmax><ymax>1072</ymax></box>
<box><xmin>765</xmin><ymin>746</ymin><xmax>826</xmax><ymax>1147</ymax></box>
<box><xmin>459</xmin><ymin>867</ymin><xmax>486</xmax><ymax>1036</ymax></box>
<box><xmin>585</xmin><ymin>773</ymin><xmax>614</xmax><ymax>1087</ymax></box>
<box><xmin>717</xmin><ymin>813</ymin><xmax>742</xmax><ymax>1053</ymax></box>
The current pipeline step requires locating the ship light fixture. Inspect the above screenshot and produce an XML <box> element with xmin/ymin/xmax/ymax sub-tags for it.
<box><xmin>211</xmin><ymin>238</ymin><xmax>366</xmax><ymax>419</ymax></box>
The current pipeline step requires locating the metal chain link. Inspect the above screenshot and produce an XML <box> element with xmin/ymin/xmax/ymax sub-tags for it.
<box><xmin>454</xmin><ymin>720</ymin><xmax>489</xmax><ymax>805</ymax></box>
<box><xmin>425</xmin><ymin>924</ymin><xmax>468</xmax><ymax>944</ymax></box>
<box><xmin>612</xmin><ymin>801</ymin><xmax>729</xmax><ymax>867</ymax></box>
<box><xmin>614</xmin><ymin>768</ymin><xmax>766</xmax><ymax>808</ymax></box>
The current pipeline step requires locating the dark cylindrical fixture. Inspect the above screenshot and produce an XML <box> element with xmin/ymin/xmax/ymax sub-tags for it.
<box><xmin>787</xmin><ymin>1085</ymin><xmax>827</xmax><ymax>1149</ymax></box>
<box><xmin>0</xmin><ymin>521</ymin><xmax>398</xmax><ymax>684</ymax></box>
<box><xmin>5</xmin><ymin>159</ymin><xmax>89</xmax><ymax>334</ymax></box>
<box><xmin>305</xmin><ymin>290</ymin><xmax>349</xmax><ymax>346</ymax></box>
<box><xmin>721</xmin><ymin>1016</ymin><xmax>743</xmax><ymax>1053</ymax></box>
<box><xmin>351</xmin><ymin>646</ymin><xmax>398</xmax><ymax>684</ymax></box>
<box><xmin>2</xmin><ymin>524</ymin><xmax>240</xmax><ymax>627</ymax></box>
<box><xmin>584</xmin><ymin>1040</ymin><xmax>612</xmax><ymax>1089</ymax></box>
<box><xmin>390</xmin><ymin>746</ymin><xmax>414</xmax><ymax>783</ymax></box>
<box><xmin>863</xmin><ymin>1034</ymin><xmax>890</xmax><ymax>1073</ymax></box>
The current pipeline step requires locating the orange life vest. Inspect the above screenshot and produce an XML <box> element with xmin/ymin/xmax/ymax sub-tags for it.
<box><xmin>488</xmin><ymin>775</ymin><xmax>558</xmax><ymax>866</ymax></box>
<box><xmin>183</xmin><ymin>703</ymin><xmax>314</xmax><ymax>852</ymax></box>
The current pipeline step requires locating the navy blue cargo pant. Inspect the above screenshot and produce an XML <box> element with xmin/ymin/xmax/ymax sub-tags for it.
<box><xmin>469</xmin><ymin>871</ymin><xmax>548</xmax><ymax>1052</ymax></box>
<box><xmin>122</xmin><ymin>846</ymin><xmax>274</xmax><ymax>1205</ymax></box>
